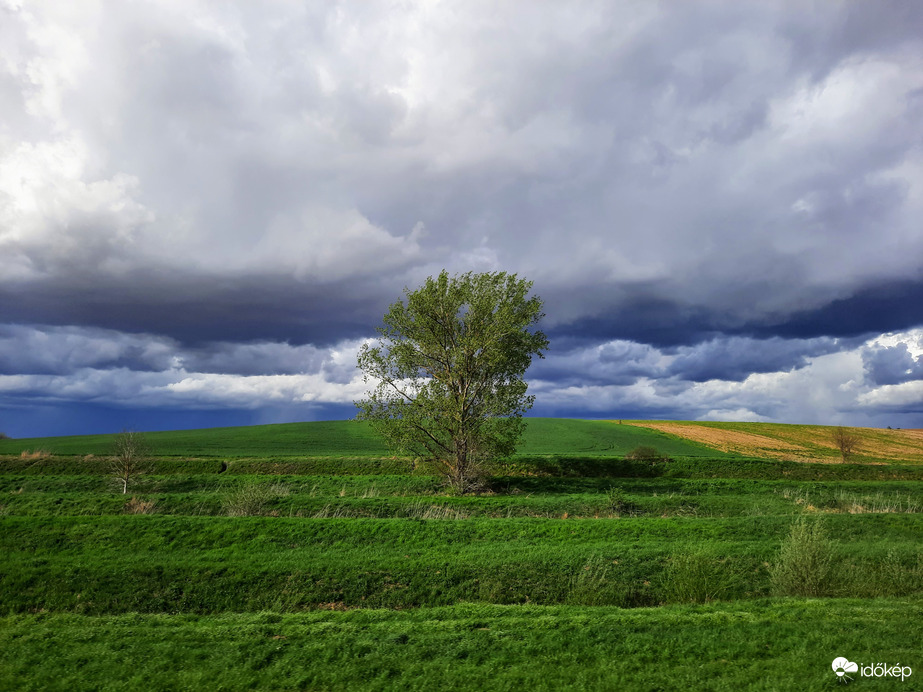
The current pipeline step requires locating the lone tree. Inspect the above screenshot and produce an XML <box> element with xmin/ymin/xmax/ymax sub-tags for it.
<box><xmin>110</xmin><ymin>430</ymin><xmax>150</xmax><ymax>494</ymax></box>
<box><xmin>831</xmin><ymin>427</ymin><xmax>860</xmax><ymax>462</ymax></box>
<box><xmin>356</xmin><ymin>270</ymin><xmax>548</xmax><ymax>493</ymax></box>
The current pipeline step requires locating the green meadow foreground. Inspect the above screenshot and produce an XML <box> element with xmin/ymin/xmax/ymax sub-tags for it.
<box><xmin>1</xmin><ymin>419</ymin><xmax>921</xmax><ymax>691</ymax></box>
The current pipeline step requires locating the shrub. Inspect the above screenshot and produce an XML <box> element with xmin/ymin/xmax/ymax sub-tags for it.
<box><xmin>0</xmin><ymin>432</ymin><xmax>10</xmax><ymax>440</ymax></box>
<box><xmin>831</xmin><ymin>427</ymin><xmax>860</xmax><ymax>462</ymax></box>
<box><xmin>222</xmin><ymin>482</ymin><xmax>288</xmax><ymax>517</ymax></box>
<box><xmin>603</xmin><ymin>487</ymin><xmax>635</xmax><ymax>516</ymax></box>
<box><xmin>769</xmin><ymin>519</ymin><xmax>836</xmax><ymax>597</ymax></box>
<box><xmin>624</xmin><ymin>446</ymin><xmax>669</xmax><ymax>464</ymax></box>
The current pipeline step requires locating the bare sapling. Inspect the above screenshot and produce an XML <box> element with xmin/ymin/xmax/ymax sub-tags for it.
<box><xmin>111</xmin><ymin>430</ymin><xmax>151</xmax><ymax>494</ymax></box>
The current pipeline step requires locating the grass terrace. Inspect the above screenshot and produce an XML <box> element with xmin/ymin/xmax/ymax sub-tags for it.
<box><xmin>0</xmin><ymin>418</ymin><xmax>921</xmax><ymax>690</ymax></box>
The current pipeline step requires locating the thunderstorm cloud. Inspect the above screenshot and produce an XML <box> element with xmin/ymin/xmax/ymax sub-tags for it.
<box><xmin>1</xmin><ymin>1</ymin><xmax>921</xmax><ymax>435</ymax></box>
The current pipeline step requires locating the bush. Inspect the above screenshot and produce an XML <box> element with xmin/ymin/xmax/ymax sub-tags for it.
<box><xmin>769</xmin><ymin>519</ymin><xmax>836</xmax><ymax>597</ymax></box>
<box><xmin>0</xmin><ymin>432</ymin><xmax>10</xmax><ymax>440</ymax></box>
<box><xmin>624</xmin><ymin>446</ymin><xmax>669</xmax><ymax>464</ymax></box>
<box><xmin>831</xmin><ymin>427</ymin><xmax>860</xmax><ymax>462</ymax></box>
<box><xmin>603</xmin><ymin>487</ymin><xmax>635</xmax><ymax>516</ymax></box>
<box><xmin>222</xmin><ymin>482</ymin><xmax>288</xmax><ymax>517</ymax></box>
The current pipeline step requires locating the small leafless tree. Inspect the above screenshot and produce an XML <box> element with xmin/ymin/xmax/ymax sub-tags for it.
<box><xmin>111</xmin><ymin>430</ymin><xmax>150</xmax><ymax>494</ymax></box>
<box><xmin>831</xmin><ymin>427</ymin><xmax>860</xmax><ymax>462</ymax></box>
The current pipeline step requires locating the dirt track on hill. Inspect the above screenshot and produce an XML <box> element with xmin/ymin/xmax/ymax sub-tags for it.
<box><xmin>623</xmin><ymin>421</ymin><xmax>923</xmax><ymax>463</ymax></box>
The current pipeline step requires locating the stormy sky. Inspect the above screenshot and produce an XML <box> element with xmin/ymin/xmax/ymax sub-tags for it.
<box><xmin>2</xmin><ymin>1</ymin><xmax>922</xmax><ymax>437</ymax></box>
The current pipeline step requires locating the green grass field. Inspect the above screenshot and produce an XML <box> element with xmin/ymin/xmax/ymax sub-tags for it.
<box><xmin>2</xmin><ymin>600</ymin><xmax>919</xmax><ymax>691</ymax></box>
<box><xmin>0</xmin><ymin>418</ymin><xmax>722</xmax><ymax>457</ymax></box>
<box><xmin>1</xmin><ymin>419</ymin><xmax>920</xmax><ymax>690</ymax></box>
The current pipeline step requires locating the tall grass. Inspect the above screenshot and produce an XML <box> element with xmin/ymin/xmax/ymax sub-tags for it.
<box><xmin>660</xmin><ymin>548</ymin><xmax>741</xmax><ymax>604</ymax></box>
<box><xmin>123</xmin><ymin>496</ymin><xmax>157</xmax><ymax>515</ymax></box>
<box><xmin>769</xmin><ymin>519</ymin><xmax>836</xmax><ymax>597</ymax></box>
<box><xmin>221</xmin><ymin>482</ymin><xmax>289</xmax><ymax>517</ymax></box>
<box><xmin>779</xmin><ymin>487</ymin><xmax>922</xmax><ymax>514</ymax></box>
<box><xmin>403</xmin><ymin>500</ymin><xmax>469</xmax><ymax>520</ymax></box>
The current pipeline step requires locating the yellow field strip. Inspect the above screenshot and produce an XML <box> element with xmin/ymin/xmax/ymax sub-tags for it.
<box><xmin>621</xmin><ymin>421</ymin><xmax>923</xmax><ymax>464</ymax></box>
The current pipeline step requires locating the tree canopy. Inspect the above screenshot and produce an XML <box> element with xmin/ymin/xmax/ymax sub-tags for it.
<box><xmin>356</xmin><ymin>270</ymin><xmax>548</xmax><ymax>492</ymax></box>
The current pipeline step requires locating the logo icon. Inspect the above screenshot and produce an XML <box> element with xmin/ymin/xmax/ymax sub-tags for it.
<box><xmin>833</xmin><ymin>657</ymin><xmax>859</xmax><ymax>681</ymax></box>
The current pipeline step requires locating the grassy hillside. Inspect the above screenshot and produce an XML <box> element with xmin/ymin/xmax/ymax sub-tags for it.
<box><xmin>1</xmin><ymin>418</ymin><xmax>921</xmax><ymax>689</ymax></box>
<box><xmin>0</xmin><ymin>418</ymin><xmax>724</xmax><ymax>458</ymax></box>
<box><xmin>625</xmin><ymin>420</ymin><xmax>923</xmax><ymax>464</ymax></box>
<box><xmin>2</xmin><ymin>600</ymin><xmax>919</xmax><ymax>691</ymax></box>
<box><xmin>0</xmin><ymin>420</ymin><xmax>391</xmax><ymax>458</ymax></box>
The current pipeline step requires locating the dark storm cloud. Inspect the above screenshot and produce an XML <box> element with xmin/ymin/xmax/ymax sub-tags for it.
<box><xmin>548</xmin><ymin>275</ymin><xmax>923</xmax><ymax>349</ymax></box>
<box><xmin>0</xmin><ymin>325</ymin><xmax>176</xmax><ymax>375</ymax></box>
<box><xmin>750</xmin><ymin>279</ymin><xmax>923</xmax><ymax>342</ymax></box>
<box><xmin>3</xmin><ymin>1</ymin><xmax>922</xmax><ymax>347</ymax></box>
<box><xmin>0</xmin><ymin>322</ymin><xmax>363</xmax><ymax>383</ymax></box>
<box><xmin>2</xmin><ymin>1</ymin><xmax>923</xmax><ymax>435</ymax></box>
<box><xmin>862</xmin><ymin>342</ymin><xmax>923</xmax><ymax>386</ymax></box>
<box><xmin>666</xmin><ymin>336</ymin><xmax>846</xmax><ymax>383</ymax></box>
<box><xmin>529</xmin><ymin>333</ymin><xmax>852</xmax><ymax>389</ymax></box>
<box><xmin>528</xmin><ymin>339</ymin><xmax>664</xmax><ymax>388</ymax></box>
<box><xmin>547</xmin><ymin>309</ymin><xmax>748</xmax><ymax>351</ymax></box>
<box><xmin>0</xmin><ymin>273</ymin><xmax>393</xmax><ymax>347</ymax></box>
<box><xmin>780</xmin><ymin>0</ymin><xmax>923</xmax><ymax>76</ymax></box>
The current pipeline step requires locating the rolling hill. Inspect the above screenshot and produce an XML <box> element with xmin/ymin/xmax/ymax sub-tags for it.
<box><xmin>623</xmin><ymin>420</ymin><xmax>923</xmax><ymax>464</ymax></box>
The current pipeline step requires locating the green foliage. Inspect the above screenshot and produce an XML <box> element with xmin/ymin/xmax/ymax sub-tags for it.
<box><xmin>770</xmin><ymin>519</ymin><xmax>837</xmax><ymax>597</ymax></box>
<box><xmin>357</xmin><ymin>271</ymin><xmax>548</xmax><ymax>492</ymax></box>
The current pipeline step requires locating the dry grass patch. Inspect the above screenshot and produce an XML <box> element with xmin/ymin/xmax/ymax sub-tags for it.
<box><xmin>124</xmin><ymin>496</ymin><xmax>158</xmax><ymax>514</ymax></box>
<box><xmin>623</xmin><ymin>421</ymin><xmax>923</xmax><ymax>463</ymax></box>
<box><xmin>623</xmin><ymin>422</ymin><xmax>806</xmax><ymax>459</ymax></box>
<box><xmin>19</xmin><ymin>450</ymin><xmax>51</xmax><ymax>460</ymax></box>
